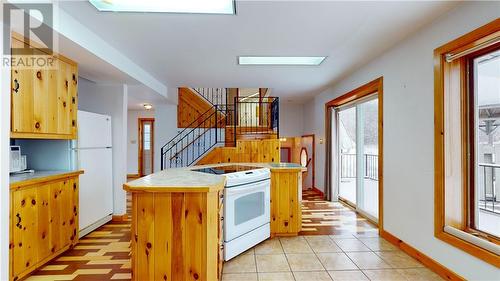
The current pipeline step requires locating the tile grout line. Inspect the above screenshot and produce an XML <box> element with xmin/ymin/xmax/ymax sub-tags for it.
<box><xmin>329</xmin><ymin>232</ymin><xmax>374</xmax><ymax>280</ymax></box>
<box><xmin>278</xmin><ymin>237</ymin><xmax>296</xmax><ymax>281</ymax></box>
<box><xmin>302</xmin><ymin>235</ymin><xmax>329</xmax><ymax>278</ymax></box>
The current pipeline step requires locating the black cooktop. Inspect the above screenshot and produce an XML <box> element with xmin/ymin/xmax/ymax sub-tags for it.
<box><xmin>191</xmin><ymin>165</ymin><xmax>258</xmax><ymax>175</ymax></box>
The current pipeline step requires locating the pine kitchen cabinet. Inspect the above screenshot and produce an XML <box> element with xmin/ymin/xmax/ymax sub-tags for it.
<box><xmin>9</xmin><ymin>170</ymin><xmax>83</xmax><ymax>281</ymax></box>
<box><xmin>10</xmin><ymin>33</ymin><xmax>78</xmax><ymax>140</ymax></box>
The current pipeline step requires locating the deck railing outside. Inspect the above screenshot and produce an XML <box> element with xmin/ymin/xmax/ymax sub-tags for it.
<box><xmin>478</xmin><ymin>163</ymin><xmax>500</xmax><ymax>215</ymax></box>
<box><xmin>340</xmin><ymin>153</ymin><xmax>378</xmax><ymax>181</ymax></box>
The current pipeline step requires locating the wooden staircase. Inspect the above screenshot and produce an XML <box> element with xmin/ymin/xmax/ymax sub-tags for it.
<box><xmin>177</xmin><ymin>87</ymin><xmax>279</xmax><ymax>143</ymax></box>
<box><xmin>161</xmin><ymin>88</ymin><xmax>280</xmax><ymax>169</ymax></box>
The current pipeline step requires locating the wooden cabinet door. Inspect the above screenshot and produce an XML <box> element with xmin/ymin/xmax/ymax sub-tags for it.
<box><xmin>11</xmin><ymin>38</ymin><xmax>34</xmax><ymax>134</ymax></box>
<box><xmin>32</xmin><ymin>48</ymin><xmax>50</xmax><ymax>134</ymax></box>
<box><xmin>69</xmin><ymin>63</ymin><xmax>78</xmax><ymax>138</ymax></box>
<box><xmin>56</xmin><ymin>60</ymin><xmax>71</xmax><ymax>135</ymax></box>
<box><xmin>49</xmin><ymin>181</ymin><xmax>64</xmax><ymax>253</ymax></box>
<box><xmin>11</xmin><ymin>187</ymin><xmax>38</xmax><ymax>279</ymax></box>
<box><xmin>36</xmin><ymin>184</ymin><xmax>52</xmax><ymax>262</ymax></box>
<box><xmin>11</xmin><ymin>34</ymin><xmax>78</xmax><ymax>139</ymax></box>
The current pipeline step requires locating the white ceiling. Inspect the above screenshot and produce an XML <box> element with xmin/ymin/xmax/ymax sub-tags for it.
<box><xmin>59</xmin><ymin>1</ymin><xmax>459</xmax><ymax>103</ymax></box>
<box><xmin>127</xmin><ymin>84</ymin><xmax>171</xmax><ymax>110</ymax></box>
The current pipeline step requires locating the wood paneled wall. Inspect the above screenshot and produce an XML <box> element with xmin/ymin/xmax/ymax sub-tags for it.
<box><xmin>197</xmin><ymin>139</ymin><xmax>280</xmax><ymax>165</ymax></box>
<box><xmin>177</xmin><ymin>88</ymin><xmax>213</xmax><ymax>128</ymax></box>
<box><xmin>131</xmin><ymin>190</ymin><xmax>222</xmax><ymax>281</ymax></box>
<box><xmin>225</xmin><ymin>127</ymin><xmax>278</xmax><ymax>144</ymax></box>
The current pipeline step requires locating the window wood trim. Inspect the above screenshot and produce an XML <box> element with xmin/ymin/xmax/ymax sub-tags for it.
<box><xmin>434</xmin><ymin>19</ymin><xmax>500</xmax><ymax>267</ymax></box>
<box><xmin>138</xmin><ymin>118</ymin><xmax>155</xmax><ymax>177</ymax></box>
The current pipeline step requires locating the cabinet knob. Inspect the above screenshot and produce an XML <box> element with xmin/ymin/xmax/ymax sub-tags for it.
<box><xmin>35</xmin><ymin>122</ymin><xmax>40</xmax><ymax>129</ymax></box>
<box><xmin>13</xmin><ymin>79</ymin><xmax>19</xmax><ymax>93</ymax></box>
<box><xmin>72</xmin><ymin>120</ymin><xmax>75</xmax><ymax>127</ymax></box>
<box><xmin>72</xmin><ymin>97</ymin><xmax>76</xmax><ymax>104</ymax></box>
<box><xmin>36</xmin><ymin>71</ymin><xmax>42</xmax><ymax>80</ymax></box>
<box><xmin>16</xmin><ymin>213</ymin><xmax>22</xmax><ymax>229</ymax></box>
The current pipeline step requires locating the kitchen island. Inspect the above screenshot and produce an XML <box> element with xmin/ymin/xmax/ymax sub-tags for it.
<box><xmin>123</xmin><ymin>163</ymin><xmax>304</xmax><ymax>281</ymax></box>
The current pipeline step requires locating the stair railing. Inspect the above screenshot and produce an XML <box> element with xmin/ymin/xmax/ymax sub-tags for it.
<box><xmin>161</xmin><ymin>104</ymin><xmax>235</xmax><ymax>169</ymax></box>
<box><xmin>160</xmin><ymin>95</ymin><xmax>280</xmax><ymax>170</ymax></box>
<box><xmin>192</xmin><ymin>88</ymin><xmax>227</xmax><ymax>106</ymax></box>
<box><xmin>234</xmin><ymin>96</ymin><xmax>279</xmax><ymax>138</ymax></box>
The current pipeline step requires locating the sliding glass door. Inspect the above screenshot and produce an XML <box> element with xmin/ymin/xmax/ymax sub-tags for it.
<box><xmin>336</xmin><ymin>95</ymin><xmax>379</xmax><ymax>222</ymax></box>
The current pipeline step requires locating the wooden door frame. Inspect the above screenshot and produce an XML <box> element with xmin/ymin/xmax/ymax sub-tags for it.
<box><xmin>138</xmin><ymin>118</ymin><xmax>155</xmax><ymax>177</ymax></box>
<box><xmin>280</xmin><ymin>147</ymin><xmax>292</xmax><ymax>162</ymax></box>
<box><xmin>301</xmin><ymin>134</ymin><xmax>316</xmax><ymax>190</ymax></box>
<box><xmin>325</xmin><ymin>77</ymin><xmax>384</xmax><ymax>233</ymax></box>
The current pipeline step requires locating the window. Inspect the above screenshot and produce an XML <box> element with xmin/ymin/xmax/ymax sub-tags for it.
<box><xmin>434</xmin><ymin>19</ymin><xmax>500</xmax><ymax>266</ymax></box>
<box><xmin>470</xmin><ymin>48</ymin><xmax>500</xmax><ymax>239</ymax></box>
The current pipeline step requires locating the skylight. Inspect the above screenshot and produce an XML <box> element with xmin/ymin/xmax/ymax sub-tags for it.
<box><xmin>89</xmin><ymin>0</ymin><xmax>236</xmax><ymax>14</ymax></box>
<box><xmin>238</xmin><ymin>56</ymin><xmax>326</xmax><ymax>66</ymax></box>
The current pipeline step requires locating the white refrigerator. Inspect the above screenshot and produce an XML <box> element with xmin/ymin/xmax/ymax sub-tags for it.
<box><xmin>71</xmin><ymin>110</ymin><xmax>114</xmax><ymax>237</ymax></box>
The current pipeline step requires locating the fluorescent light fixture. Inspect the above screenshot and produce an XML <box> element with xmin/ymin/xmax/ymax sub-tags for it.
<box><xmin>89</xmin><ymin>0</ymin><xmax>235</xmax><ymax>14</ymax></box>
<box><xmin>238</xmin><ymin>56</ymin><xmax>326</xmax><ymax>66</ymax></box>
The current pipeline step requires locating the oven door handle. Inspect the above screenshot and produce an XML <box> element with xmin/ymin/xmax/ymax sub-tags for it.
<box><xmin>225</xmin><ymin>181</ymin><xmax>270</xmax><ymax>196</ymax></box>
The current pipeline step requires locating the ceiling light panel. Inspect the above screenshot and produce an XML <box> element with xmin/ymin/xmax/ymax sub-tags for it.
<box><xmin>238</xmin><ymin>56</ymin><xmax>326</xmax><ymax>66</ymax></box>
<box><xmin>89</xmin><ymin>0</ymin><xmax>235</xmax><ymax>14</ymax></box>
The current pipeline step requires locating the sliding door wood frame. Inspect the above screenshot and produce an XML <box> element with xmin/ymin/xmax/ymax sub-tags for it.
<box><xmin>138</xmin><ymin>118</ymin><xmax>155</xmax><ymax>177</ymax></box>
<box><xmin>325</xmin><ymin>77</ymin><xmax>384</xmax><ymax>233</ymax></box>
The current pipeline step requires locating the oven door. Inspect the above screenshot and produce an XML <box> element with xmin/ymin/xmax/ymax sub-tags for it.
<box><xmin>224</xmin><ymin>179</ymin><xmax>270</xmax><ymax>242</ymax></box>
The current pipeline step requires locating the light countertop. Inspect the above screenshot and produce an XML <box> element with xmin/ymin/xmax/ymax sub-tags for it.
<box><xmin>124</xmin><ymin>163</ymin><xmax>305</xmax><ymax>193</ymax></box>
<box><xmin>10</xmin><ymin>170</ymin><xmax>84</xmax><ymax>189</ymax></box>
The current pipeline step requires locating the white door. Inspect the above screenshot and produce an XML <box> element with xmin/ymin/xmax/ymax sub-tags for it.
<box><xmin>78</xmin><ymin>147</ymin><xmax>113</xmax><ymax>231</ymax></box>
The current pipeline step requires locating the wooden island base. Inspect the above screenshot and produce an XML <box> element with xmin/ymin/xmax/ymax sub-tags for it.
<box><xmin>130</xmin><ymin>190</ymin><xmax>224</xmax><ymax>281</ymax></box>
<box><xmin>124</xmin><ymin>163</ymin><xmax>304</xmax><ymax>281</ymax></box>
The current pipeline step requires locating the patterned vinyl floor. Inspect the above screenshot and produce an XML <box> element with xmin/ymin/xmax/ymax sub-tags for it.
<box><xmin>26</xmin><ymin>189</ymin><xmax>375</xmax><ymax>280</ymax></box>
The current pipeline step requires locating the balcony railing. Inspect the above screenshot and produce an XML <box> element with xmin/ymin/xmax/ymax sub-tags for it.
<box><xmin>340</xmin><ymin>153</ymin><xmax>378</xmax><ymax>181</ymax></box>
<box><xmin>478</xmin><ymin>163</ymin><xmax>500</xmax><ymax>215</ymax></box>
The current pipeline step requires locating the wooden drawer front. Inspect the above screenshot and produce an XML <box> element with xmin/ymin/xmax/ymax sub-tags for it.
<box><xmin>10</xmin><ymin>176</ymin><xmax>79</xmax><ymax>281</ymax></box>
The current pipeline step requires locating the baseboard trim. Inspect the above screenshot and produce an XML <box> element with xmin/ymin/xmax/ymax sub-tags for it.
<box><xmin>127</xmin><ymin>173</ymin><xmax>140</xmax><ymax>179</ymax></box>
<box><xmin>79</xmin><ymin>215</ymin><xmax>113</xmax><ymax>238</ymax></box>
<box><xmin>112</xmin><ymin>214</ymin><xmax>130</xmax><ymax>222</ymax></box>
<box><xmin>380</xmin><ymin>230</ymin><xmax>465</xmax><ymax>281</ymax></box>
<box><xmin>312</xmin><ymin>187</ymin><xmax>325</xmax><ymax>197</ymax></box>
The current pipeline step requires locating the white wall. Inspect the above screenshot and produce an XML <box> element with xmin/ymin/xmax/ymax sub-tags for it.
<box><xmin>78</xmin><ymin>79</ymin><xmax>128</xmax><ymax>215</ymax></box>
<box><xmin>154</xmin><ymin>100</ymin><xmax>180</xmax><ymax>172</ymax></box>
<box><xmin>302</xmin><ymin>2</ymin><xmax>499</xmax><ymax>279</ymax></box>
<box><xmin>280</xmin><ymin>102</ymin><xmax>304</xmax><ymax>137</ymax></box>
<box><xmin>0</xmin><ymin>17</ymin><xmax>11</xmax><ymax>281</ymax></box>
<box><xmin>127</xmin><ymin>109</ymin><xmax>155</xmax><ymax>174</ymax></box>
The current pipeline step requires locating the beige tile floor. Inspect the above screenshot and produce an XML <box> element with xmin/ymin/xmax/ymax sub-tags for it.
<box><xmin>222</xmin><ymin>234</ymin><xmax>443</xmax><ymax>281</ymax></box>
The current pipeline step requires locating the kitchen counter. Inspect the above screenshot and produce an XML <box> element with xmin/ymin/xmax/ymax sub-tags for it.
<box><xmin>10</xmin><ymin>170</ymin><xmax>84</xmax><ymax>189</ymax></box>
<box><xmin>124</xmin><ymin>162</ymin><xmax>305</xmax><ymax>281</ymax></box>
<box><xmin>123</xmin><ymin>162</ymin><xmax>305</xmax><ymax>192</ymax></box>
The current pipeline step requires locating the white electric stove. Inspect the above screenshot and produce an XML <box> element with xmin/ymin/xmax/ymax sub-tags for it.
<box><xmin>192</xmin><ymin>165</ymin><xmax>270</xmax><ymax>260</ymax></box>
